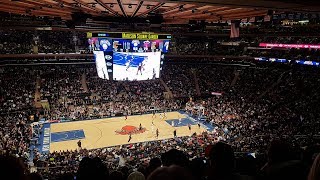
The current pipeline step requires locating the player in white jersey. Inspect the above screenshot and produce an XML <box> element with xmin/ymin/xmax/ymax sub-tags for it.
<box><xmin>178</xmin><ymin>117</ymin><xmax>182</xmax><ymax>124</ymax></box>
<box><xmin>159</xmin><ymin>113</ymin><xmax>163</xmax><ymax>120</ymax></box>
<box><xmin>171</xmin><ymin>120</ymin><xmax>175</xmax><ymax>127</ymax></box>
<box><xmin>126</xmin><ymin>59</ymin><xmax>132</xmax><ymax>71</ymax></box>
<box><xmin>151</xmin><ymin>123</ymin><xmax>154</xmax><ymax>134</ymax></box>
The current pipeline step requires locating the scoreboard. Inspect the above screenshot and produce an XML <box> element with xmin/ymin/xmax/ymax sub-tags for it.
<box><xmin>87</xmin><ymin>32</ymin><xmax>172</xmax><ymax>40</ymax></box>
<box><xmin>88</xmin><ymin>32</ymin><xmax>171</xmax><ymax>81</ymax></box>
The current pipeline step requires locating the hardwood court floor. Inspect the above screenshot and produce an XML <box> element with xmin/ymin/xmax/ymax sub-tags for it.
<box><xmin>50</xmin><ymin>112</ymin><xmax>206</xmax><ymax>152</ymax></box>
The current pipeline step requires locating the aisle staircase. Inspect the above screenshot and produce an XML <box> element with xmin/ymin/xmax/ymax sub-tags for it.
<box><xmin>191</xmin><ymin>69</ymin><xmax>201</xmax><ymax>96</ymax></box>
<box><xmin>159</xmin><ymin>78</ymin><xmax>173</xmax><ymax>99</ymax></box>
<box><xmin>81</xmin><ymin>73</ymin><xmax>89</xmax><ymax>92</ymax></box>
<box><xmin>34</xmin><ymin>77</ymin><xmax>42</xmax><ymax>108</ymax></box>
<box><xmin>230</xmin><ymin>70</ymin><xmax>240</xmax><ymax>87</ymax></box>
<box><xmin>257</xmin><ymin>70</ymin><xmax>290</xmax><ymax>99</ymax></box>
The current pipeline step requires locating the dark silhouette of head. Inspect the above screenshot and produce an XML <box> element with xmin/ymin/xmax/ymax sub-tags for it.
<box><xmin>146</xmin><ymin>157</ymin><xmax>162</xmax><ymax>178</ymax></box>
<box><xmin>109</xmin><ymin>170</ymin><xmax>123</xmax><ymax>180</ymax></box>
<box><xmin>27</xmin><ymin>172</ymin><xmax>43</xmax><ymax>180</ymax></box>
<box><xmin>76</xmin><ymin>157</ymin><xmax>109</xmax><ymax>180</ymax></box>
<box><xmin>209</xmin><ymin>142</ymin><xmax>235</xmax><ymax>173</ymax></box>
<box><xmin>147</xmin><ymin>165</ymin><xmax>194</xmax><ymax>180</ymax></box>
<box><xmin>161</xmin><ymin>149</ymin><xmax>189</xmax><ymax>167</ymax></box>
<box><xmin>0</xmin><ymin>155</ymin><xmax>27</xmax><ymax>180</ymax></box>
<box><xmin>268</xmin><ymin>139</ymin><xmax>291</xmax><ymax>164</ymax></box>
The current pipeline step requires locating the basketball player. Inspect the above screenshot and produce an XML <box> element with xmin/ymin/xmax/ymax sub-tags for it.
<box><xmin>128</xmin><ymin>133</ymin><xmax>132</xmax><ymax>143</ymax></box>
<box><xmin>139</xmin><ymin>123</ymin><xmax>142</xmax><ymax>131</ymax></box>
<box><xmin>188</xmin><ymin>124</ymin><xmax>191</xmax><ymax>132</ymax></box>
<box><xmin>163</xmin><ymin>111</ymin><xmax>167</xmax><ymax>118</ymax></box>
<box><xmin>159</xmin><ymin>113</ymin><xmax>163</xmax><ymax>120</ymax></box>
<box><xmin>126</xmin><ymin>56</ymin><xmax>133</xmax><ymax>71</ymax></box>
<box><xmin>198</xmin><ymin>123</ymin><xmax>201</xmax><ymax>129</ymax></box>
<box><xmin>151</xmin><ymin>123</ymin><xmax>154</xmax><ymax>135</ymax></box>
<box><xmin>125</xmin><ymin>114</ymin><xmax>128</xmax><ymax>120</ymax></box>
<box><xmin>136</xmin><ymin>58</ymin><xmax>146</xmax><ymax>75</ymax></box>
<box><xmin>178</xmin><ymin>116</ymin><xmax>182</xmax><ymax>124</ymax></box>
<box><xmin>152</xmin><ymin>68</ymin><xmax>156</xmax><ymax>79</ymax></box>
<box><xmin>171</xmin><ymin>120</ymin><xmax>175</xmax><ymax>127</ymax></box>
<box><xmin>173</xmin><ymin>129</ymin><xmax>177</xmax><ymax>138</ymax></box>
<box><xmin>152</xmin><ymin>111</ymin><xmax>156</xmax><ymax>118</ymax></box>
<box><xmin>156</xmin><ymin>128</ymin><xmax>159</xmax><ymax>139</ymax></box>
<box><xmin>77</xmin><ymin>140</ymin><xmax>82</xmax><ymax>149</ymax></box>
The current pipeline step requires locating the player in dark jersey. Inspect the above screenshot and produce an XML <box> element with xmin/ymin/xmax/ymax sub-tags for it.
<box><xmin>77</xmin><ymin>140</ymin><xmax>82</xmax><ymax>148</ymax></box>
<box><xmin>128</xmin><ymin>133</ymin><xmax>132</xmax><ymax>142</ymax></box>
<box><xmin>188</xmin><ymin>124</ymin><xmax>191</xmax><ymax>132</ymax></box>
<box><xmin>152</xmin><ymin>68</ymin><xmax>156</xmax><ymax>79</ymax></box>
<box><xmin>136</xmin><ymin>58</ymin><xmax>146</xmax><ymax>75</ymax></box>
<box><xmin>137</xmin><ymin>62</ymin><xmax>143</xmax><ymax>75</ymax></box>
<box><xmin>173</xmin><ymin>129</ymin><xmax>177</xmax><ymax>138</ymax></box>
<box><xmin>156</xmin><ymin>128</ymin><xmax>159</xmax><ymax>138</ymax></box>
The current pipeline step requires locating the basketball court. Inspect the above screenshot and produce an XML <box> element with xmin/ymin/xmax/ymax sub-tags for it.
<box><xmin>43</xmin><ymin>111</ymin><xmax>207</xmax><ymax>153</ymax></box>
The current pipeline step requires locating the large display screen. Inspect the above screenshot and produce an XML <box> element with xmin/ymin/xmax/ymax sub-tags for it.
<box><xmin>94</xmin><ymin>51</ymin><xmax>109</xmax><ymax>80</ymax></box>
<box><xmin>113</xmin><ymin>52</ymin><xmax>161</xmax><ymax>81</ymax></box>
<box><xmin>89</xmin><ymin>32</ymin><xmax>171</xmax><ymax>81</ymax></box>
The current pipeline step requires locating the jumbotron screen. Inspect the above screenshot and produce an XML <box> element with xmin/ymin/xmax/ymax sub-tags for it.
<box><xmin>88</xmin><ymin>32</ymin><xmax>171</xmax><ymax>81</ymax></box>
<box><xmin>113</xmin><ymin>52</ymin><xmax>161</xmax><ymax>81</ymax></box>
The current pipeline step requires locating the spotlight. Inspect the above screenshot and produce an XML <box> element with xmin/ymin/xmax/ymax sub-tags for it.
<box><xmin>128</xmin><ymin>4</ymin><xmax>132</xmax><ymax>8</ymax></box>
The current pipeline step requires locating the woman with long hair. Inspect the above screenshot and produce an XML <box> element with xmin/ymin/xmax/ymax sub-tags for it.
<box><xmin>308</xmin><ymin>153</ymin><xmax>320</xmax><ymax>180</ymax></box>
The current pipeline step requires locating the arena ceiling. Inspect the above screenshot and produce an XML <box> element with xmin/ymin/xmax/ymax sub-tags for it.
<box><xmin>0</xmin><ymin>0</ymin><xmax>319</xmax><ymax>23</ymax></box>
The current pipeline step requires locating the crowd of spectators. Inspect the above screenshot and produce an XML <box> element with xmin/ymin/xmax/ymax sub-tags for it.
<box><xmin>1</xmin><ymin>60</ymin><xmax>320</xmax><ymax>180</ymax></box>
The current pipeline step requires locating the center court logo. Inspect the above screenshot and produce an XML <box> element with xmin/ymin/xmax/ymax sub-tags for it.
<box><xmin>115</xmin><ymin>125</ymin><xmax>146</xmax><ymax>135</ymax></box>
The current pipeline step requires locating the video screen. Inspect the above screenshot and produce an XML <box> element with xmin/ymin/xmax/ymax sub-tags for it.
<box><xmin>93</xmin><ymin>51</ymin><xmax>109</xmax><ymax>80</ymax></box>
<box><xmin>113</xmin><ymin>52</ymin><xmax>161</xmax><ymax>81</ymax></box>
<box><xmin>112</xmin><ymin>39</ymin><xmax>170</xmax><ymax>53</ymax></box>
